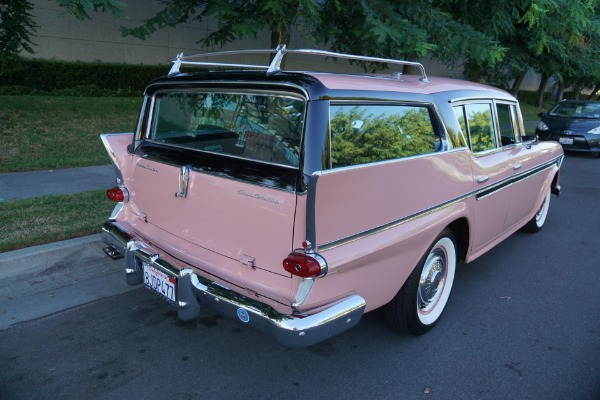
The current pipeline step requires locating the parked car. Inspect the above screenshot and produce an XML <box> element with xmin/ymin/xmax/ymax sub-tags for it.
<box><xmin>100</xmin><ymin>46</ymin><xmax>563</xmax><ymax>347</ymax></box>
<box><xmin>536</xmin><ymin>99</ymin><xmax>600</xmax><ymax>157</ymax></box>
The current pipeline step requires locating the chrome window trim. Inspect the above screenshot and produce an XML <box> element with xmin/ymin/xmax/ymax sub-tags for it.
<box><xmin>318</xmin><ymin>147</ymin><xmax>465</xmax><ymax>175</ymax></box>
<box><xmin>452</xmin><ymin>98</ymin><xmax>522</xmax><ymax>154</ymax></box>
<box><xmin>144</xmin><ymin>83</ymin><xmax>309</xmax><ymax>140</ymax></box>
<box><xmin>308</xmin><ymin>155</ymin><xmax>563</xmax><ymax>252</ymax></box>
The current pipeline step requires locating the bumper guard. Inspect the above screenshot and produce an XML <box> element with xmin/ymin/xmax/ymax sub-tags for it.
<box><xmin>101</xmin><ymin>221</ymin><xmax>366</xmax><ymax>347</ymax></box>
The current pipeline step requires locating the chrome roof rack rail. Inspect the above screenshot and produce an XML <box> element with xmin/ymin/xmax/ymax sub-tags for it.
<box><xmin>168</xmin><ymin>45</ymin><xmax>429</xmax><ymax>83</ymax></box>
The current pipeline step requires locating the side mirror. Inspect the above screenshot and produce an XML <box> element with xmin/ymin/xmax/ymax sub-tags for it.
<box><xmin>537</xmin><ymin>112</ymin><xmax>545</xmax><ymax>118</ymax></box>
<box><xmin>523</xmin><ymin>135</ymin><xmax>539</xmax><ymax>149</ymax></box>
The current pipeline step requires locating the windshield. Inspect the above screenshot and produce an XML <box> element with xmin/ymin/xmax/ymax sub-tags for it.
<box><xmin>548</xmin><ymin>102</ymin><xmax>600</xmax><ymax>119</ymax></box>
<box><xmin>148</xmin><ymin>91</ymin><xmax>305</xmax><ymax>167</ymax></box>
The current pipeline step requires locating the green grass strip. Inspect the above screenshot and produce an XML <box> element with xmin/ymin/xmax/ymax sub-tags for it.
<box><xmin>0</xmin><ymin>95</ymin><xmax>141</xmax><ymax>173</ymax></box>
<box><xmin>0</xmin><ymin>190</ymin><xmax>115</xmax><ymax>253</ymax></box>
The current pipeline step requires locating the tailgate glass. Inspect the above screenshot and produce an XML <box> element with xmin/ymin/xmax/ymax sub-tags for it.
<box><xmin>149</xmin><ymin>91</ymin><xmax>305</xmax><ymax>167</ymax></box>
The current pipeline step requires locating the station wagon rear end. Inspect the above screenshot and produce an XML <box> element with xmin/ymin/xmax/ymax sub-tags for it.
<box><xmin>100</xmin><ymin>47</ymin><xmax>563</xmax><ymax>346</ymax></box>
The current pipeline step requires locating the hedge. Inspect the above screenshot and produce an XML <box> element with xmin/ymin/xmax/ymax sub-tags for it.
<box><xmin>0</xmin><ymin>57</ymin><xmax>168</xmax><ymax>95</ymax></box>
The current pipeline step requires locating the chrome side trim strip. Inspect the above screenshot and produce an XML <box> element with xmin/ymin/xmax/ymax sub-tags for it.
<box><xmin>305</xmin><ymin>173</ymin><xmax>320</xmax><ymax>249</ymax></box>
<box><xmin>318</xmin><ymin>192</ymin><xmax>471</xmax><ymax>252</ymax></box>
<box><xmin>475</xmin><ymin>157</ymin><xmax>559</xmax><ymax>200</ymax></box>
<box><xmin>315</xmin><ymin>155</ymin><xmax>563</xmax><ymax>251</ymax></box>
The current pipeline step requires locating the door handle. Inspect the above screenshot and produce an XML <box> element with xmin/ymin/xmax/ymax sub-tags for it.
<box><xmin>513</xmin><ymin>164</ymin><xmax>522</xmax><ymax>171</ymax></box>
<box><xmin>477</xmin><ymin>176</ymin><xmax>489</xmax><ymax>183</ymax></box>
<box><xmin>175</xmin><ymin>165</ymin><xmax>191</xmax><ymax>198</ymax></box>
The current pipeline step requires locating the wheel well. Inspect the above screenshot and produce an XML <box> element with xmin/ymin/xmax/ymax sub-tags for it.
<box><xmin>448</xmin><ymin>218</ymin><xmax>469</xmax><ymax>263</ymax></box>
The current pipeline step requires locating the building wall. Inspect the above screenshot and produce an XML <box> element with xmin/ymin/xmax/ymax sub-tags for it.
<box><xmin>23</xmin><ymin>0</ymin><xmax>546</xmax><ymax>91</ymax></box>
<box><xmin>23</xmin><ymin>1</ymin><xmax>456</xmax><ymax>75</ymax></box>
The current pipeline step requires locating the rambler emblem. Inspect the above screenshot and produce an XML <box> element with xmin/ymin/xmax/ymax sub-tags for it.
<box><xmin>137</xmin><ymin>163</ymin><xmax>159</xmax><ymax>173</ymax></box>
<box><xmin>564</xmin><ymin>130</ymin><xmax>572</xmax><ymax>135</ymax></box>
<box><xmin>238</xmin><ymin>190</ymin><xmax>281</xmax><ymax>205</ymax></box>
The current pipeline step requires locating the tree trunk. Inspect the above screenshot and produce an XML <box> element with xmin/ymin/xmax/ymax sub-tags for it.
<box><xmin>588</xmin><ymin>84</ymin><xmax>600</xmax><ymax>100</ymax></box>
<box><xmin>573</xmin><ymin>85</ymin><xmax>582</xmax><ymax>100</ymax></box>
<box><xmin>510</xmin><ymin>72</ymin><xmax>526</xmax><ymax>97</ymax></box>
<box><xmin>556</xmin><ymin>80</ymin><xmax>565</xmax><ymax>103</ymax></box>
<box><xmin>535</xmin><ymin>73</ymin><xmax>550</xmax><ymax>108</ymax></box>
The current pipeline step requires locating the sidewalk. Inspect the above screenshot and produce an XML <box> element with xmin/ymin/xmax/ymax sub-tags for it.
<box><xmin>0</xmin><ymin>165</ymin><xmax>116</xmax><ymax>202</ymax></box>
<box><xmin>0</xmin><ymin>165</ymin><xmax>130</xmax><ymax>330</ymax></box>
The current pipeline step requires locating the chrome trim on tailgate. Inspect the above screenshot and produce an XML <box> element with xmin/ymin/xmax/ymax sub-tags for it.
<box><xmin>101</xmin><ymin>221</ymin><xmax>366</xmax><ymax>347</ymax></box>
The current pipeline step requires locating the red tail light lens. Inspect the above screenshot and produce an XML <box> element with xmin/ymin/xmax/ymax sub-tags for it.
<box><xmin>283</xmin><ymin>253</ymin><xmax>327</xmax><ymax>278</ymax></box>
<box><xmin>106</xmin><ymin>186</ymin><xmax>128</xmax><ymax>202</ymax></box>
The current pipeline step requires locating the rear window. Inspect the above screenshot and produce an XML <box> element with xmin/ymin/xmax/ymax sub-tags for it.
<box><xmin>148</xmin><ymin>91</ymin><xmax>306</xmax><ymax>167</ymax></box>
<box><xmin>549</xmin><ymin>102</ymin><xmax>600</xmax><ymax>119</ymax></box>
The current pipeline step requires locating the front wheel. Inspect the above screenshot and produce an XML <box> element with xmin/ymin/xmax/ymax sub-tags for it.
<box><xmin>522</xmin><ymin>188</ymin><xmax>551</xmax><ymax>233</ymax></box>
<box><xmin>385</xmin><ymin>229</ymin><xmax>457</xmax><ymax>335</ymax></box>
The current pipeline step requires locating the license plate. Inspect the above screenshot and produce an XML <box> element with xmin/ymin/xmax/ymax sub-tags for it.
<box><xmin>143</xmin><ymin>262</ymin><xmax>176</xmax><ymax>302</ymax></box>
<box><xmin>559</xmin><ymin>137</ymin><xmax>574</xmax><ymax>145</ymax></box>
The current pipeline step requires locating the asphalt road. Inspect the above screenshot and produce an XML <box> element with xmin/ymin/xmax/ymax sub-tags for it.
<box><xmin>1</xmin><ymin>152</ymin><xmax>599</xmax><ymax>400</ymax></box>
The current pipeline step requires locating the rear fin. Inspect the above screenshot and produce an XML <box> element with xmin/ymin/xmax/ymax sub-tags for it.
<box><xmin>100</xmin><ymin>133</ymin><xmax>134</xmax><ymax>183</ymax></box>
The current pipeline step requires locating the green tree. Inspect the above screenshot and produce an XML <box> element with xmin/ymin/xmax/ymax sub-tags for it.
<box><xmin>317</xmin><ymin>0</ymin><xmax>505</xmax><ymax>72</ymax></box>
<box><xmin>54</xmin><ymin>0</ymin><xmax>126</xmax><ymax>19</ymax></box>
<box><xmin>119</xmin><ymin>0</ymin><xmax>320</xmax><ymax>49</ymax></box>
<box><xmin>1</xmin><ymin>0</ymin><xmax>125</xmax><ymax>57</ymax></box>
<box><xmin>0</xmin><ymin>0</ymin><xmax>38</xmax><ymax>57</ymax></box>
<box><xmin>437</xmin><ymin>0</ymin><xmax>599</xmax><ymax>103</ymax></box>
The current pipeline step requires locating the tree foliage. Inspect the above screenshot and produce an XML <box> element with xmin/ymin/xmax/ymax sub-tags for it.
<box><xmin>6</xmin><ymin>0</ymin><xmax>600</xmax><ymax>101</ymax></box>
<box><xmin>318</xmin><ymin>1</ymin><xmax>505</xmax><ymax>70</ymax></box>
<box><xmin>119</xmin><ymin>0</ymin><xmax>320</xmax><ymax>49</ymax></box>
<box><xmin>0</xmin><ymin>0</ymin><xmax>38</xmax><ymax>57</ymax></box>
<box><xmin>55</xmin><ymin>0</ymin><xmax>126</xmax><ymax>20</ymax></box>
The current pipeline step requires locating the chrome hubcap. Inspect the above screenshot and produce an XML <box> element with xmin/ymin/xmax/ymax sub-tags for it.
<box><xmin>418</xmin><ymin>248</ymin><xmax>447</xmax><ymax>313</ymax></box>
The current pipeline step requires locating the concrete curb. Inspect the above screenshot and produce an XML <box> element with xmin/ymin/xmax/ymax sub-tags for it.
<box><xmin>0</xmin><ymin>234</ymin><xmax>105</xmax><ymax>280</ymax></box>
<box><xmin>0</xmin><ymin>234</ymin><xmax>138</xmax><ymax>330</ymax></box>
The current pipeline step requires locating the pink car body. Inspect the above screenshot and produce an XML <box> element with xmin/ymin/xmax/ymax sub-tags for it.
<box><xmin>101</xmin><ymin>48</ymin><xmax>563</xmax><ymax>346</ymax></box>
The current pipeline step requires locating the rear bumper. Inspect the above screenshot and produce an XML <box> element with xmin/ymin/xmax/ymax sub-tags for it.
<box><xmin>101</xmin><ymin>220</ymin><xmax>366</xmax><ymax>347</ymax></box>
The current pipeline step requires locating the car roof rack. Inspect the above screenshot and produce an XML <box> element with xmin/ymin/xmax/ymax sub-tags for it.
<box><xmin>168</xmin><ymin>44</ymin><xmax>429</xmax><ymax>83</ymax></box>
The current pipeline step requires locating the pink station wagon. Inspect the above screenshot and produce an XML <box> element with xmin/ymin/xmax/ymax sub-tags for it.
<box><xmin>100</xmin><ymin>46</ymin><xmax>563</xmax><ymax>347</ymax></box>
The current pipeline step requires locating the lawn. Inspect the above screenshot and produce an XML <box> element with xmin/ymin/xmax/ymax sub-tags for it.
<box><xmin>0</xmin><ymin>190</ymin><xmax>115</xmax><ymax>253</ymax></box>
<box><xmin>0</xmin><ymin>96</ymin><xmax>141</xmax><ymax>173</ymax></box>
<box><xmin>0</xmin><ymin>95</ymin><xmax>140</xmax><ymax>252</ymax></box>
<box><xmin>520</xmin><ymin>100</ymin><xmax>555</xmax><ymax>121</ymax></box>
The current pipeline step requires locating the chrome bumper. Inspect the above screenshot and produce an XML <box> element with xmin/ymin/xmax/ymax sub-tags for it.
<box><xmin>101</xmin><ymin>221</ymin><xmax>366</xmax><ymax>347</ymax></box>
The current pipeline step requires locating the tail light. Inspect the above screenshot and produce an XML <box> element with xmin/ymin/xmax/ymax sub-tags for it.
<box><xmin>106</xmin><ymin>186</ymin><xmax>129</xmax><ymax>202</ymax></box>
<box><xmin>283</xmin><ymin>252</ymin><xmax>328</xmax><ymax>278</ymax></box>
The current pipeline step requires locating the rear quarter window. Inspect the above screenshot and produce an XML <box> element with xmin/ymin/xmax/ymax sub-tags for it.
<box><xmin>330</xmin><ymin>104</ymin><xmax>440</xmax><ymax>168</ymax></box>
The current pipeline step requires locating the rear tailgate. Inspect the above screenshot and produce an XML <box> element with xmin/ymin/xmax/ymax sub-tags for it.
<box><xmin>116</xmin><ymin>88</ymin><xmax>307</xmax><ymax>304</ymax></box>
<box><xmin>129</xmin><ymin>156</ymin><xmax>296</xmax><ymax>277</ymax></box>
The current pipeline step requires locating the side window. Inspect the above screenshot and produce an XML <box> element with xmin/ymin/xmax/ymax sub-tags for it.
<box><xmin>330</xmin><ymin>104</ymin><xmax>439</xmax><ymax>168</ymax></box>
<box><xmin>454</xmin><ymin>103</ymin><xmax>497</xmax><ymax>153</ymax></box>
<box><xmin>497</xmin><ymin>103</ymin><xmax>519</xmax><ymax>146</ymax></box>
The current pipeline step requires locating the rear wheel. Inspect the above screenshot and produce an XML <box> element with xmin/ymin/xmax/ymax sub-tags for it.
<box><xmin>522</xmin><ymin>188</ymin><xmax>551</xmax><ymax>233</ymax></box>
<box><xmin>385</xmin><ymin>229</ymin><xmax>457</xmax><ymax>335</ymax></box>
